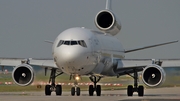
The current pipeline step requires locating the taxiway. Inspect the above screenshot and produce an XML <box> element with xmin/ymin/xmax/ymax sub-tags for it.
<box><xmin>0</xmin><ymin>87</ymin><xmax>179</xmax><ymax>101</ymax></box>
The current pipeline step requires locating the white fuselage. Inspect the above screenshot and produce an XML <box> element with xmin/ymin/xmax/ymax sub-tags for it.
<box><xmin>52</xmin><ymin>27</ymin><xmax>124</xmax><ymax>75</ymax></box>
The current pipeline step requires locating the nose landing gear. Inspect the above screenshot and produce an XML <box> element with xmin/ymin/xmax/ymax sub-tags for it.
<box><xmin>70</xmin><ymin>74</ymin><xmax>81</xmax><ymax>96</ymax></box>
<box><xmin>71</xmin><ymin>80</ymin><xmax>81</xmax><ymax>96</ymax></box>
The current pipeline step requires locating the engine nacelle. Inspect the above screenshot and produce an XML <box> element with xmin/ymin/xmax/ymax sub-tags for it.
<box><xmin>12</xmin><ymin>64</ymin><xmax>34</xmax><ymax>86</ymax></box>
<box><xmin>95</xmin><ymin>10</ymin><xmax>121</xmax><ymax>36</ymax></box>
<box><xmin>142</xmin><ymin>64</ymin><xmax>166</xmax><ymax>87</ymax></box>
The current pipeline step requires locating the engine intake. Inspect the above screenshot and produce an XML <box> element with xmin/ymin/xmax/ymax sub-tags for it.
<box><xmin>95</xmin><ymin>10</ymin><xmax>121</xmax><ymax>36</ymax></box>
<box><xmin>142</xmin><ymin>64</ymin><xmax>166</xmax><ymax>87</ymax></box>
<box><xmin>12</xmin><ymin>64</ymin><xmax>34</xmax><ymax>86</ymax></box>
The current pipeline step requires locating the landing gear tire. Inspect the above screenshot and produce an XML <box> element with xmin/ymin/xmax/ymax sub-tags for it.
<box><xmin>89</xmin><ymin>76</ymin><xmax>102</xmax><ymax>96</ymax></box>
<box><xmin>127</xmin><ymin>85</ymin><xmax>133</xmax><ymax>96</ymax></box>
<box><xmin>45</xmin><ymin>85</ymin><xmax>51</xmax><ymax>96</ymax></box>
<box><xmin>76</xmin><ymin>87</ymin><xmax>81</xmax><ymax>96</ymax></box>
<box><xmin>127</xmin><ymin>85</ymin><xmax>144</xmax><ymax>97</ymax></box>
<box><xmin>96</xmin><ymin>85</ymin><xmax>101</xmax><ymax>96</ymax></box>
<box><xmin>71</xmin><ymin>87</ymin><xmax>81</xmax><ymax>96</ymax></box>
<box><xmin>138</xmin><ymin>86</ymin><xmax>144</xmax><ymax>96</ymax></box>
<box><xmin>56</xmin><ymin>85</ymin><xmax>62</xmax><ymax>96</ymax></box>
<box><xmin>45</xmin><ymin>69</ymin><xmax>63</xmax><ymax>96</ymax></box>
<box><xmin>89</xmin><ymin>85</ymin><xmax>94</xmax><ymax>96</ymax></box>
<box><xmin>126</xmin><ymin>69</ymin><xmax>145</xmax><ymax>97</ymax></box>
<box><xmin>71</xmin><ymin>87</ymin><xmax>75</xmax><ymax>96</ymax></box>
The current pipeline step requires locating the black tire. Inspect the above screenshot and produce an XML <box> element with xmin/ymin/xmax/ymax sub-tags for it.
<box><xmin>96</xmin><ymin>85</ymin><xmax>101</xmax><ymax>96</ymax></box>
<box><xmin>45</xmin><ymin>85</ymin><xmax>51</xmax><ymax>96</ymax></box>
<box><xmin>71</xmin><ymin>87</ymin><xmax>75</xmax><ymax>96</ymax></box>
<box><xmin>138</xmin><ymin>86</ymin><xmax>144</xmax><ymax>97</ymax></box>
<box><xmin>76</xmin><ymin>87</ymin><xmax>81</xmax><ymax>96</ymax></box>
<box><xmin>89</xmin><ymin>85</ymin><xmax>94</xmax><ymax>96</ymax></box>
<box><xmin>56</xmin><ymin>85</ymin><xmax>62</xmax><ymax>96</ymax></box>
<box><xmin>127</xmin><ymin>85</ymin><xmax>133</xmax><ymax>96</ymax></box>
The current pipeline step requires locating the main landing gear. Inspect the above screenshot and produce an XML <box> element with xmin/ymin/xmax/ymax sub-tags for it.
<box><xmin>45</xmin><ymin>69</ymin><xmax>63</xmax><ymax>96</ymax></box>
<box><xmin>88</xmin><ymin>75</ymin><xmax>102</xmax><ymax>96</ymax></box>
<box><xmin>126</xmin><ymin>69</ymin><xmax>144</xmax><ymax>97</ymax></box>
<box><xmin>45</xmin><ymin>71</ymin><xmax>81</xmax><ymax>96</ymax></box>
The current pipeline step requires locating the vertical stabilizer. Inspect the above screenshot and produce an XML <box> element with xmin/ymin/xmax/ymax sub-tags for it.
<box><xmin>106</xmin><ymin>0</ymin><xmax>112</xmax><ymax>10</ymax></box>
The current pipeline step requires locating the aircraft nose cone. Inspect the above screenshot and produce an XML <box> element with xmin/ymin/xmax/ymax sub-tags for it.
<box><xmin>62</xmin><ymin>49</ymin><xmax>79</xmax><ymax>64</ymax></box>
<box><xmin>56</xmin><ymin>46</ymin><xmax>85</xmax><ymax>66</ymax></box>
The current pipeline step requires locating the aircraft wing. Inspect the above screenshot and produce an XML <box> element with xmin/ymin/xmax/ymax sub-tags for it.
<box><xmin>114</xmin><ymin>59</ymin><xmax>180</xmax><ymax>76</ymax></box>
<box><xmin>125</xmin><ymin>40</ymin><xmax>178</xmax><ymax>53</ymax></box>
<box><xmin>0</xmin><ymin>58</ymin><xmax>59</xmax><ymax>70</ymax></box>
<box><xmin>0</xmin><ymin>58</ymin><xmax>63</xmax><ymax>86</ymax></box>
<box><xmin>114</xmin><ymin>59</ymin><xmax>152</xmax><ymax>76</ymax></box>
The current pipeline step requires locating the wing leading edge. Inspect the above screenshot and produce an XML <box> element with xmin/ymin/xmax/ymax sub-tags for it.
<box><xmin>0</xmin><ymin>58</ymin><xmax>59</xmax><ymax>70</ymax></box>
<box><xmin>125</xmin><ymin>40</ymin><xmax>178</xmax><ymax>53</ymax></box>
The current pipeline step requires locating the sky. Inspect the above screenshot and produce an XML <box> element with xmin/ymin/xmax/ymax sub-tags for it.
<box><xmin>0</xmin><ymin>0</ymin><xmax>180</xmax><ymax>59</ymax></box>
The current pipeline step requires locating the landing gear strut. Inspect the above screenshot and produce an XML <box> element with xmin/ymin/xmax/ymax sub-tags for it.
<box><xmin>45</xmin><ymin>69</ymin><xmax>63</xmax><ymax>96</ymax></box>
<box><xmin>71</xmin><ymin>76</ymin><xmax>81</xmax><ymax>96</ymax></box>
<box><xmin>126</xmin><ymin>69</ymin><xmax>144</xmax><ymax>96</ymax></box>
<box><xmin>89</xmin><ymin>75</ymin><xmax>102</xmax><ymax>96</ymax></box>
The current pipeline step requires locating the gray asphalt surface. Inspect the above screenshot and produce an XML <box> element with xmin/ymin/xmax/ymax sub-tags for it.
<box><xmin>0</xmin><ymin>87</ymin><xmax>179</xmax><ymax>101</ymax></box>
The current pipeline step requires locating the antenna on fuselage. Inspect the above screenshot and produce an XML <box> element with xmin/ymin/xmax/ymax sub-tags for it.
<box><xmin>106</xmin><ymin>0</ymin><xmax>112</xmax><ymax>10</ymax></box>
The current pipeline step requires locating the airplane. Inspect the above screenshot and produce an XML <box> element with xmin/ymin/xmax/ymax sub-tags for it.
<box><xmin>0</xmin><ymin>0</ymin><xmax>179</xmax><ymax>97</ymax></box>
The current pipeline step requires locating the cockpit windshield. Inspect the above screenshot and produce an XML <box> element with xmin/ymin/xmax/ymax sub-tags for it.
<box><xmin>71</xmin><ymin>41</ymin><xmax>77</xmax><ymax>45</ymax></box>
<box><xmin>64</xmin><ymin>41</ymin><xmax>70</xmax><ymax>45</ymax></box>
<box><xmin>57</xmin><ymin>40</ymin><xmax>87</xmax><ymax>47</ymax></box>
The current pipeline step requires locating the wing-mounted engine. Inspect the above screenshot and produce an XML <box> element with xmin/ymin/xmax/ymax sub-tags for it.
<box><xmin>95</xmin><ymin>10</ymin><xmax>121</xmax><ymax>36</ymax></box>
<box><xmin>12</xmin><ymin>64</ymin><xmax>34</xmax><ymax>86</ymax></box>
<box><xmin>142</xmin><ymin>64</ymin><xmax>166</xmax><ymax>87</ymax></box>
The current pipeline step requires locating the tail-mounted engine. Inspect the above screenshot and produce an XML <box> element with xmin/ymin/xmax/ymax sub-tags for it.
<box><xmin>12</xmin><ymin>64</ymin><xmax>34</xmax><ymax>86</ymax></box>
<box><xmin>95</xmin><ymin>10</ymin><xmax>121</xmax><ymax>36</ymax></box>
<box><xmin>142</xmin><ymin>64</ymin><xmax>166</xmax><ymax>87</ymax></box>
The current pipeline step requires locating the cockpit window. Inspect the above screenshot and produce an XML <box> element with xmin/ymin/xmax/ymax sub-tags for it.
<box><xmin>57</xmin><ymin>40</ymin><xmax>64</xmax><ymax>47</ymax></box>
<box><xmin>57</xmin><ymin>40</ymin><xmax>87</xmax><ymax>47</ymax></box>
<box><xmin>64</xmin><ymin>41</ymin><xmax>70</xmax><ymax>45</ymax></box>
<box><xmin>78</xmin><ymin>40</ymin><xmax>87</xmax><ymax>47</ymax></box>
<box><xmin>71</xmin><ymin>41</ymin><xmax>78</xmax><ymax>45</ymax></box>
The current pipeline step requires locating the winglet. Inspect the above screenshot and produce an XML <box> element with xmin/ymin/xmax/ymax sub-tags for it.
<box><xmin>125</xmin><ymin>40</ymin><xmax>178</xmax><ymax>53</ymax></box>
<box><xmin>106</xmin><ymin>0</ymin><xmax>112</xmax><ymax>10</ymax></box>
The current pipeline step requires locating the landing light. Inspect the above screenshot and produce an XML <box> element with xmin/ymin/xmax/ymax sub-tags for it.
<box><xmin>75</xmin><ymin>76</ymin><xmax>80</xmax><ymax>81</ymax></box>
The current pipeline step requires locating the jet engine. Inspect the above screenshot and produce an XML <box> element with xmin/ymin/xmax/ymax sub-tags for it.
<box><xmin>12</xmin><ymin>64</ymin><xmax>34</xmax><ymax>86</ymax></box>
<box><xmin>95</xmin><ymin>10</ymin><xmax>121</xmax><ymax>36</ymax></box>
<box><xmin>142</xmin><ymin>64</ymin><xmax>166</xmax><ymax>87</ymax></box>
